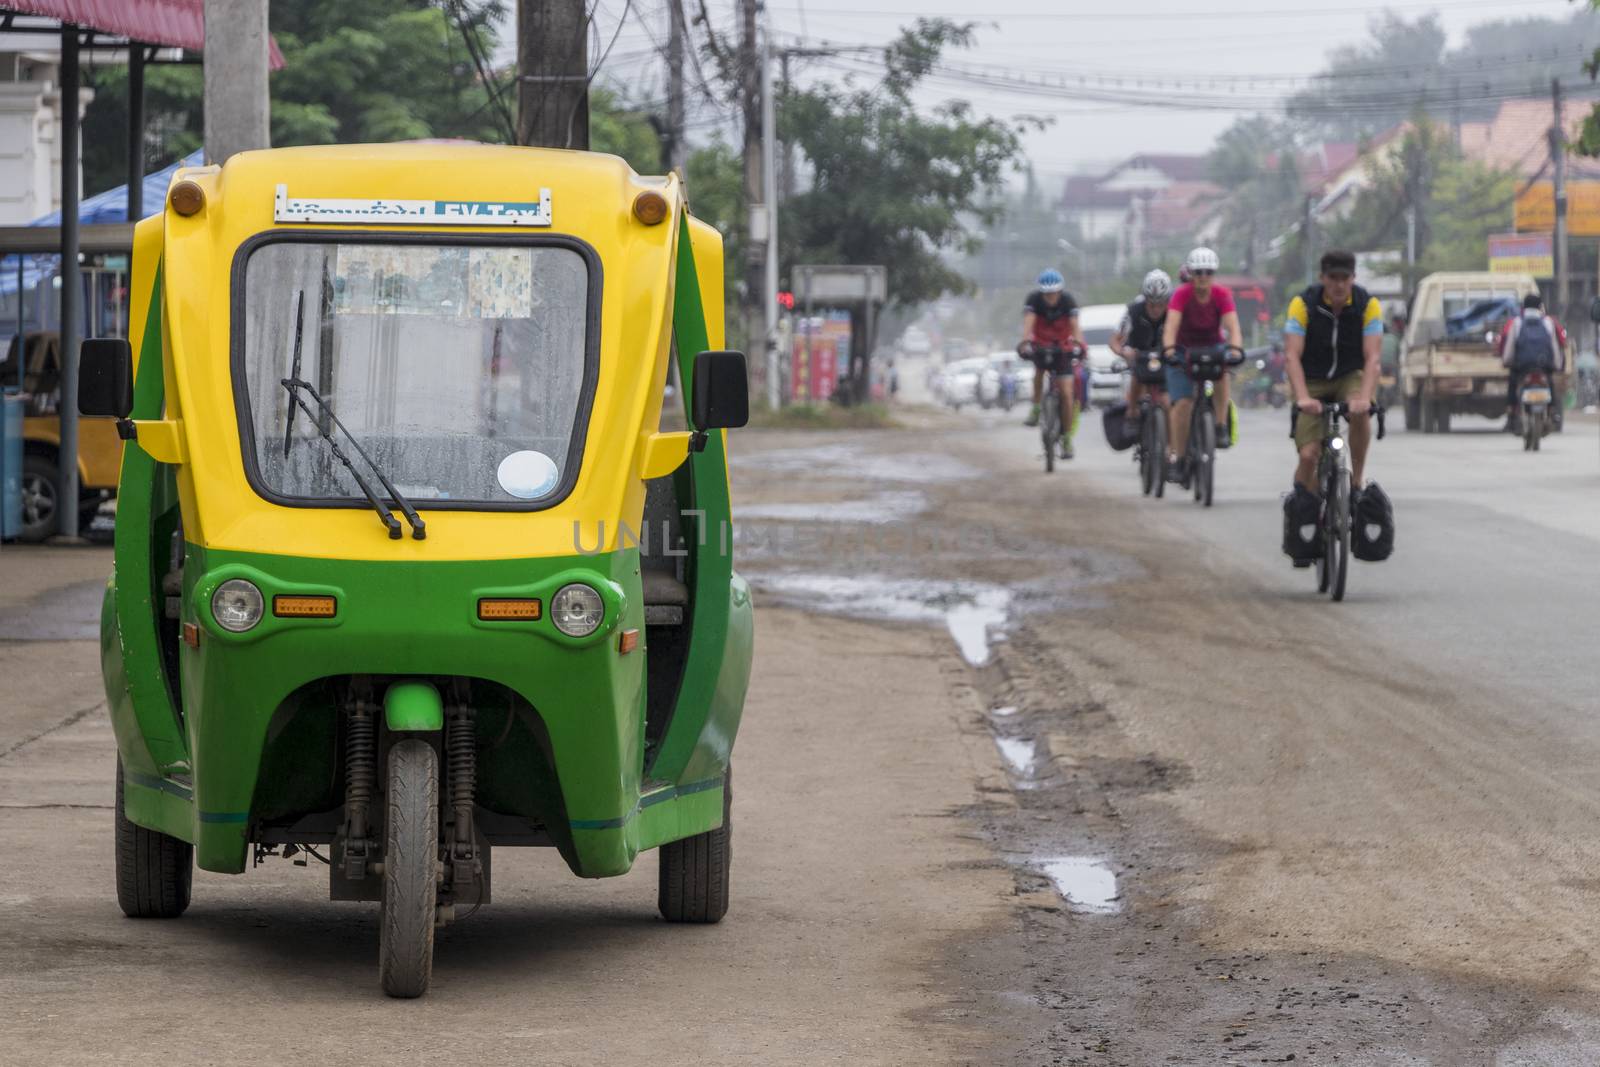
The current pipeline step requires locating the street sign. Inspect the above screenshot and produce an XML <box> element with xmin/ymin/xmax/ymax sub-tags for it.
<box><xmin>1488</xmin><ymin>232</ymin><xmax>1554</xmax><ymax>277</ymax></box>
<box><xmin>794</xmin><ymin>265</ymin><xmax>887</xmax><ymax>305</ymax></box>
<box><xmin>1512</xmin><ymin>181</ymin><xmax>1600</xmax><ymax>237</ymax></box>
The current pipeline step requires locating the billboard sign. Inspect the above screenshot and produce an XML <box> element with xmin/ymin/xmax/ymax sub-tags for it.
<box><xmin>1488</xmin><ymin>232</ymin><xmax>1553</xmax><ymax>277</ymax></box>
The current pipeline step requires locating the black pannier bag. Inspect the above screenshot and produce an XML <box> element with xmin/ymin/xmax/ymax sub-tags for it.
<box><xmin>1131</xmin><ymin>349</ymin><xmax>1167</xmax><ymax>386</ymax></box>
<box><xmin>1102</xmin><ymin>402</ymin><xmax>1140</xmax><ymax>452</ymax></box>
<box><xmin>1282</xmin><ymin>485</ymin><xmax>1321</xmax><ymax>561</ymax></box>
<box><xmin>1352</xmin><ymin>482</ymin><xmax>1395</xmax><ymax>562</ymax></box>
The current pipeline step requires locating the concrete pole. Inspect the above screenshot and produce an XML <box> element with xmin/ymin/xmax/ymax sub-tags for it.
<box><xmin>57</xmin><ymin>24</ymin><xmax>80</xmax><ymax>538</ymax></box>
<box><xmin>203</xmin><ymin>0</ymin><xmax>270</xmax><ymax>165</ymax></box>
<box><xmin>1552</xmin><ymin>78</ymin><xmax>1569</xmax><ymax>323</ymax></box>
<box><xmin>761</xmin><ymin>35</ymin><xmax>779</xmax><ymax>409</ymax></box>
<box><xmin>127</xmin><ymin>43</ymin><xmax>144</xmax><ymax>219</ymax></box>
<box><xmin>517</xmin><ymin>0</ymin><xmax>589</xmax><ymax>149</ymax></box>
<box><xmin>666</xmin><ymin>0</ymin><xmax>686</xmax><ymax>174</ymax></box>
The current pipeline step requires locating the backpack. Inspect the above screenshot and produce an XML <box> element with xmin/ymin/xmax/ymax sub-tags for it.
<box><xmin>1352</xmin><ymin>482</ymin><xmax>1395</xmax><ymax>562</ymax></box>
<box><xmin>1101</xmin><ymin>402</ymin><xmax>1139</xmax><ymax>452</ymax></box>
<box><xmin>1511</xmin><ymin>315</ymin><xmax>1557</xmax><ymax>371</ymax></box>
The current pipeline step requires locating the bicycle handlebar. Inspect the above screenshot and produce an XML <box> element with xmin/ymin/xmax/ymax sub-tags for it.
<box><xmin>1156</xmin><ymin>344</ymin><xmax>1248</xmax><ymax>368</ymax></box>
<box><xmin>1319</xmin><ymin>401</ymin><xmax>1387</xmax><ymax>441</ymax></box>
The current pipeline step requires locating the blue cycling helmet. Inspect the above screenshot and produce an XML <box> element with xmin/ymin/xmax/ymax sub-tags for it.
<box><xmin>1037</xmin><ymin>268</ymin><xmax>1065</xmax><ymax>293</ymax></box>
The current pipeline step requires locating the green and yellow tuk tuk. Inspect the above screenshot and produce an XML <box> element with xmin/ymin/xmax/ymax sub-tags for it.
<box><xmin>78</xmin><ymin>143</ymin><xmax>754</xmax><ymax>997</ymax></box>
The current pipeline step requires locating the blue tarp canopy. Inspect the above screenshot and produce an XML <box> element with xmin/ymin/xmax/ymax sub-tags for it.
<box><xmin>30</xmin><ymin>150</ymin><xmax>204</xmax><ymax>226</ymax></box>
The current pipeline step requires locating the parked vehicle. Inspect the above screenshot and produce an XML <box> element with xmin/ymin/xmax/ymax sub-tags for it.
<box><xmin>1076</xmin><ymin>304</ymin><xmax>1129</xmax><ymax>409</ymax></box>
<box><xmin>81</xmin><ymin>143</ymin><xmax>754</xmax><ymax>998</ymax></box>
<box><xmin>1400</xmin><ymin>272</ymin><xmax>1563</xmax><ymax>433</ymax></box>
<box><xmin>937</xmin><ymin>356</ymin><xmax>986</xmax><ymax>409</ymax></box>
<box><xmin>978</xmin><ymin>351</ymin><xmax>1025</xmax><ymax>409</ymax></box>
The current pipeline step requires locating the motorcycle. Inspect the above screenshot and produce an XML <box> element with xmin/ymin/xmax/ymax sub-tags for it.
<box><xmin>1519</xmin><ymin>369</ymin><xmax>1554</xmax><ymax>451</ymax></box>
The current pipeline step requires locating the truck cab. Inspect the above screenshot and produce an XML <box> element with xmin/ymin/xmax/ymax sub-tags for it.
<box><xmin>1400</xmin><ymin>272</ymin><xmax>1545</xmax><ymax>433</ymax></box>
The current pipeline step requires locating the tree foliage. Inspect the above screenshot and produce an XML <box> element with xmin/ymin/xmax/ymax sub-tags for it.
<box><xmin>778</xmin><ymin>20</ymin><xmax>1032</xmax><ymax>310</ymax></box>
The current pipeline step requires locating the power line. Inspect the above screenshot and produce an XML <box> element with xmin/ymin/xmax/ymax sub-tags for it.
<box><xmin>768</xmin><ymin>0</ymin><xmax>1575</xmax><ymax>23</ymax></box>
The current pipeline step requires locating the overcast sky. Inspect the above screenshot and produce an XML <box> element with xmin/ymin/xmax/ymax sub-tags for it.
<box><xmin>547</xmin><ymin>0</ymin><xmax>1599</xmax><ymax>179</ymax></box>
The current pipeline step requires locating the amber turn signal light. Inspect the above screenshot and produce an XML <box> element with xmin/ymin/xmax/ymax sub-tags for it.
<box><xmin>478</xmin><ymin>598</ymin><xmax>541</xmax><ymax>621</ymax></box>
<box><xmin>273</xmin><ymin>595</ymin><xmax>337</xmax><ymax>618</ymax></box>
<box><xmin>618</xmin><ymin>628</ymin><xmax>639</xmax><ymax>654</ymax></box>
<box><xmin>169</xmin><ymin>179</ymin><xmax>205</xmax><ymax>217</ymax></box>
<box><xmin>632</xmin><ymin>191</ymin><xmax>669</xmax><ymax>226</ymax></box>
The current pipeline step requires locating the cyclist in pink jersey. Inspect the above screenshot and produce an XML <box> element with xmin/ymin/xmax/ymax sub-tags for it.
<box><xmin>1161</xmin><ymin>247</ymin><xmax>1242</xmax><ymax>473</ymax></box>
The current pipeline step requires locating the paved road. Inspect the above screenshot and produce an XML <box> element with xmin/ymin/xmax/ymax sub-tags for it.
<box><xmin>3</xmin><ymin>395</ymin><xmax>1599</xmax><ymax>1064</ymax></box>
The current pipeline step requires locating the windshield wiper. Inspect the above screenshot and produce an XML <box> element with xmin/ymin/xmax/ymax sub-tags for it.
<box><xmin>279</xmin><ymin>378</ymin><xmax>427</xmax><ymax>541</ymax></box>
<box><xmin>281</xmin><ymin>290</ymin><xmax>305</xmax><ymax>460</ymax></box>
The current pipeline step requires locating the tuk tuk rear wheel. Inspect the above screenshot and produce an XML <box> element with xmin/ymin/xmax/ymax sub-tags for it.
<box><xmin>379</xmin><ymin>739</ymin><xmax>439</xmax><ymax>999</ymax></box>
<box><xmin>658</xmin><ymin>767</ymin><xmax>731</xmax><ymax>923</ymax></box>
<box><xmin>114</xmin><ymin>760</ymin><xmax>192</xmax><ymax>918</ymax></box>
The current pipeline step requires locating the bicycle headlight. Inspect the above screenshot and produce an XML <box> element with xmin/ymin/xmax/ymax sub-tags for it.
<box><xmin>551</xmin><ymin>583</ymin><xmax>605</xmax><ymax>637</ymax></box>
<box><xmin>212</xmin><ymin>579</ymin><xmax>265</xmax><ymax>633</ymax></box>
<box><xmin>1330</xmin><ymin>437</ymin><xmax>1345</xmax><ymax>451</ymax></box>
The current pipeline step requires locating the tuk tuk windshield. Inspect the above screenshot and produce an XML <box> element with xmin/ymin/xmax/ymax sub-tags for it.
<box><xmin>238</xmin><ymin>240</ymin><xmax>590</xmax><ymax>507</ymax></box>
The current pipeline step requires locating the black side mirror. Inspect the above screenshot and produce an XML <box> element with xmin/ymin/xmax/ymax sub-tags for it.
<box><xmin>79</xmin><ymin>338</ymin><xmax>132</xmax><ymax>418</ymax></box>
<box><xmin>691</xmin><ymin>350</ymin><xmax>749</xmax><ymax>433</ymax></box>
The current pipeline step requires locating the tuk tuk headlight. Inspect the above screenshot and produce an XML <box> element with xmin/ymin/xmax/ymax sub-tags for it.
<box><xmin>212</xmin><ymin>579</ymin><xmax>265</xmax><ymax>633</ymax></box>
<box><xmin>550</xmin><ymin>583</ymin><xmax>605</xmax><ymax>637</ymax></box>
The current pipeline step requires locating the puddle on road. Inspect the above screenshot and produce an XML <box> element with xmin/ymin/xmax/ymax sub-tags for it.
<box><xmin>1037</xmin><ymin>857</ymin><xmax>1121</xmax><ymax>915</ymax></box>
<box><xmin>750</xmin><ymin>573</ymin><xmax>1012</xmax><ymax>665</ymax></box>
<box><xmin>994</xmin><ymin>736</ymin><xmax>1036</xmax><ymax>776</ymax></box>
<box><xmin>737</xmin><ymin>489</ymin><xmax>927</xmax><ymax>524</ymax></box>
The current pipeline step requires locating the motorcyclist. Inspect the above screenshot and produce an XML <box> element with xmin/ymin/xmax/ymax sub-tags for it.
<box><xmin>1019</xmin><ymin>268</ymin><xmax>1081</xmax><ymax>457</ymax></box>
<box><xmin>1111</xmin><ymin>269</ymin><xmax>1173</xmax><ymax>423</ymax></box>
<box><xmin>1498</xmin><ymin>293</ymin><xmax>1567</xmax><ymax>434</ymax></box>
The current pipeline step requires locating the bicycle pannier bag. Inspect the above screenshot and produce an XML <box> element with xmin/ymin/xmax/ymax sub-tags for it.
<box><xmin>1352</xmin><ymin>481</ymin><xmax>1395</xmax><ymax>562</ymax></box>
<box><xmin>1101</xmin><ymin>402</ymin><xmax>1139</xmax><ymax>452</ymax></box>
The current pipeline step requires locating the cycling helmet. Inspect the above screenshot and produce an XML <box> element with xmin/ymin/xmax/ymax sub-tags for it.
<box><xmin>1184</xmin><ymin>247</ymin><xmax>1220</xmax><ymax>273</ymax></box>
<box><xmin>1141</xmin><ymin>269</ymin><xmax>1173</xmax><ymax>301</ymax></box>
<box><xmin>1036</xmin><ymin>268</ymin><xmax>1065</xmax><ymax>293</ymax></box>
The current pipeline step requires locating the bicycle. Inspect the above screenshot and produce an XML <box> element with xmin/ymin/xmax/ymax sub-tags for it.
<box><xmin>1022</xmin><ymin>342</ymin><xmax>1084</xmax><ymax>473</ymax></box>
<box><xmin>1126</xmin><ymin>349</ymin><xmax>1169</xmax><ymax>497</ymax></box>
<box><xmin>1306</xmin><ymin>401</ymin><xmax>1385</xmax><ymax>602</ymax></box>
<box><xmin>1163</xmin><ymin>344</ymin><xmax>1246</xmax><ymax>508</ymax></box>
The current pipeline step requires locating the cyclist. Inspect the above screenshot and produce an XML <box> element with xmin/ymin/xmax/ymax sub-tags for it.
<box><xmin>1020</xmin><ymin>269</ymin><xmax>1081</xmax><ymax>443</ymax></box>
<box><xmin>1111</xmin><ymin>268</ymin><xmax>1173</xmax><ymax>423</ymax></box>
<box><xmin>1281</xmin><ymin>249</ymin><xmax>1382</xmax><ymax>556</ymax></box>
<box><xmin>1161</xmin><ymin>247</ymin><xmax>1241</xmax><ymax>477</ymax></box>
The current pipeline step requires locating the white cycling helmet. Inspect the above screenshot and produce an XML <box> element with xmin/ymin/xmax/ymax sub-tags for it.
<box><xmin>1141</xmin><ymin>269</ymin><xmax>1173</xmax><ymax>301</ymax></box>
<box><xmin>1184</xmin><ymin>247</ymin><xmax>1220</xmax><ymax>273</ymax></box>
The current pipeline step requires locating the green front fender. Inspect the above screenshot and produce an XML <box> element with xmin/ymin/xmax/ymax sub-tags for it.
<box><xmin>384</xmin><ymin>680</ymin><xmax>443</xmax><ymax>732</ymax></box>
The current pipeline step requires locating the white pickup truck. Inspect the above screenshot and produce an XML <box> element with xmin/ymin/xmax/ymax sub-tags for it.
<box><xmin>1401</xmin><ymin>271</ymin><xmax>1563</xmax><ymax>433</ymax></box>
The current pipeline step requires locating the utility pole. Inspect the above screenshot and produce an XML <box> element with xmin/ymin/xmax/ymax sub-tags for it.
<box><xmin>518</xmin><ymin>0</ymin><xmax>589</xmax><ymax>149</ymax></box>
<box><xmin>738</xmin><ymin>0</ymin><xmax>765</xmax><ymax>395</ymax></box>
<box><xmin>665</xmin><ymin>0</ymin><xmax>686</xmax><ymax>174</ymax></box>
<box><xmin>1303</xmin><ymin>194</ymin><xmax>1317</xmax><ymax>284</ymax></box>
<box><xmin>761</xmin><ymin>35</ymin><xmax>779</xmax><ymax>409</ymax></box>
<box><xmin>203</xmin><ymin>0</ymin><xmax>270</xmax><ymax>165</ymax></box>
<box><xmin>57</xmin><ymin>24</ymin><xmax>80</xmax><ymax>538</ymax></box>
<box><xmin>1405</xmin><ymin>205</ymin><xmax>1417</xmax><ymax>295</ymax></box>
<box><xmin>1551</xmin><ymin>77</ymin><xmax>1569</xmax><ymax>322</ymax></box>
<box><xmin>779</xmin><ymin>52</ymin><xmax>795</xmax><ymax>201</ymax></box>
<box><xmin>127</xmin><ymin>43</ymin><xmax>144</xmax><ymax>219</ymax></box>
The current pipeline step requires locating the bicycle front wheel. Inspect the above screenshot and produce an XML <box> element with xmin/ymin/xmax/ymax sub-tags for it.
<box><xmin>1196</xmin><ymin>414</ymin><xmax>1216</xmax><ymax>507</ymax></box>
<box><xmin>1329</xmin><ymin>464</ymin><xmax>1351</xmax><ymax>601</ymax></box>
<box><xmin>1042</xmin><ymin>402</ymin><xmax>1058</xmax><ymax>473</ymax></box>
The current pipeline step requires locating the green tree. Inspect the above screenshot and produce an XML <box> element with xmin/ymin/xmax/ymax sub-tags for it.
<box><xmin>778</xmin><ymin>19</ymin><xmax>1033</xmax><ymax>399</ymax></box>
<box><xmin>82</xmin><ymin>0</ymin><xmax>512</xmax><ymax>196</ymax></box>
<box><xmin>1205</xmin><ymin>116</ymin><xmax>1306</xmax><ymax>279</ymax></box>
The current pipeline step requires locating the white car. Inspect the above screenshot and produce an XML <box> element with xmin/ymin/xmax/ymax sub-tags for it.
<box><xmin>978</xmin><ymin>351</ymin><xmax>1026</xmax><ymax>409</ymax></box>
<box><xmin>1077</xmin><ymin>304</ymin><xmax>1130</xmax><ymax>408</ymax></box>
<box><xmin>936</xmin><ymin>356</ymin><xmax>986</xmax><ymax>409</ymax></box>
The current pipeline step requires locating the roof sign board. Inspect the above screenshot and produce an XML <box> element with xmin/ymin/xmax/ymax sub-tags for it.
<box><xmin>1488</xmin><ymin>232</ymin><xmax>1553</xmax><ymax>278</ymax></box>
<box><xmin>274</xmin><ymin>185</ymin><xmax>552</xmax><ymax>227</ymax></box>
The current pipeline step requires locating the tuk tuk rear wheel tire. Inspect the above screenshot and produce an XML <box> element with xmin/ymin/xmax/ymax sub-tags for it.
<box><xmin>658</xmin><ymin>767</ymin><xmax>731</xmax><ymax>924</ymax></box>
<box><xmin>114</xmin><ymin>760</ymin><xmax>192</xmax><ymax>919</ymax></box>
<box><xmin>379</xmin><ymin>739</ymin><xmax>438</xmax><ymax>999</ymax></box>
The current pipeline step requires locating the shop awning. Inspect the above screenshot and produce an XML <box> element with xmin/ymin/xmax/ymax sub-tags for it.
<box><xmin>0</xmin><ymin>0</ymin><xmax>285</xmax><ymax>67</ymax></box>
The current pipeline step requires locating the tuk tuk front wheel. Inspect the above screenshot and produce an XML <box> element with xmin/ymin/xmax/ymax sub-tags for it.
<box><xmin>379</xmin><ymin>739</ymin><xmax>439</xmax><ymax>999</ymax></box>
<box><xmin>114</xmin><ymin>760</ymin><xmax>192</xmax><ymax>918</ymax></box>
<box><xmin>658</xmin><ymin>767</ymin><xmax>731</xmax><ymax>923</ymax></box>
